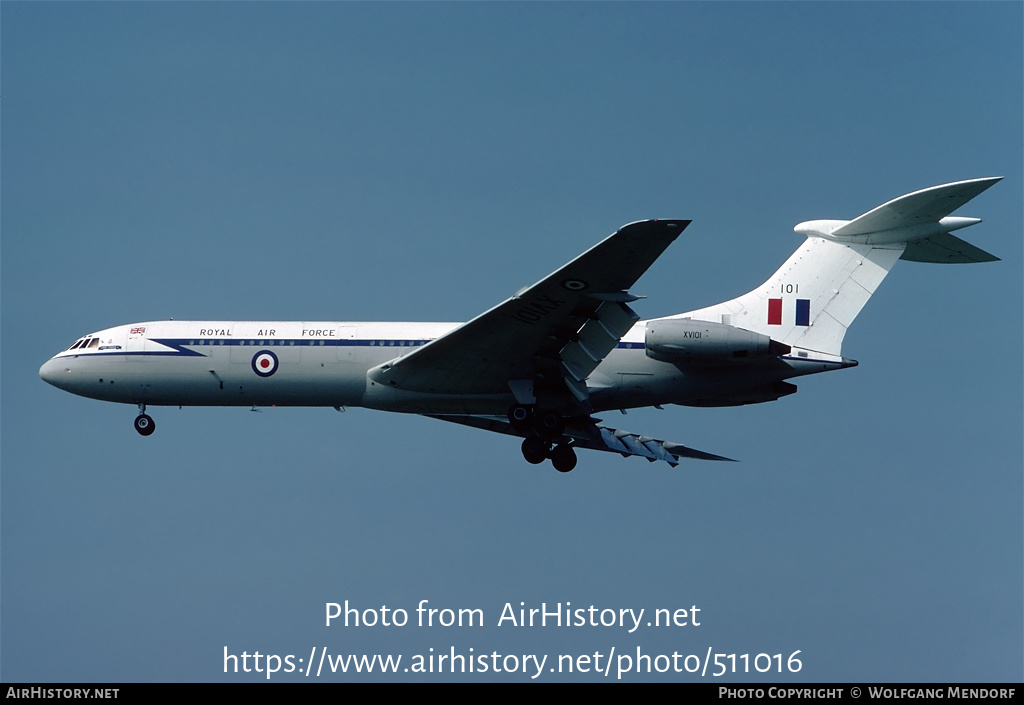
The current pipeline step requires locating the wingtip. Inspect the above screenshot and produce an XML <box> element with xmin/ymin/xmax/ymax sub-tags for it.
<box><xmin>965</xmin><ymin>175</ymin><xmax>1003</xmax><ymax>191</ymax></box>
<box><xmin>620</xmin><ymin>218</ymin><xmax>692</xmax><ymax>232</ymax></box>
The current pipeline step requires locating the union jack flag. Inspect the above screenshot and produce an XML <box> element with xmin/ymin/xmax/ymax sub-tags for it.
<box><xmin>130</xmin><ymin>327</ymin><xmax>146</xmax><ymax>334</ymax></box>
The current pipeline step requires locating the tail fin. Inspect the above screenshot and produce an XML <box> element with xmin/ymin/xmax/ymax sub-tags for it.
<box><xmin>680</xmin><ymin>178</ymin><xmax>1001</xmax><ymax>357</ymax></box>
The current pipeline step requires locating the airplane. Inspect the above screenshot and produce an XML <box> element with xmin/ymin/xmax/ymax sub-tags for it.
<box><xmin>39</xmin><ymin>178</ymin><xmax>1001</xmax><ymax>472</ymax></box>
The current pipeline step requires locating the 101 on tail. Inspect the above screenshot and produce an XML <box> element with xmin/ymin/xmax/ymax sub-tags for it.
<box><xmin>40</xmin><ymin>178</ymin><xmax>1001</xmax><ymax>472</ymax></box>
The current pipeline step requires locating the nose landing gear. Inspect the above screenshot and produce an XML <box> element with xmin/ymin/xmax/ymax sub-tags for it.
<box><xmin>134</xmin><ymin>404</ymin><xmax>155</xmax><ymax>436</ymax></box>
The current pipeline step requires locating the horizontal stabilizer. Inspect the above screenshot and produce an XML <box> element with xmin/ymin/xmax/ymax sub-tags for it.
<box><xmin>832</xmin><ymin>177</ymin><xmax>1001</xmax><ymax>237</ymax></box>
<box><xmin>901</xmin><ymin>232</ymin><xmax>999</xmax><ymax>264</ymax></box>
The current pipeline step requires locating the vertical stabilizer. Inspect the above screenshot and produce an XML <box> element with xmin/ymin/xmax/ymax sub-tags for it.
<box><xmin>672</xmin><ymin>178</ymin><xmax>1000</xmax><ymax>357</ymax></box>
<box><xmin>681</xmin><ymin>238</ymin><xmax>903</xmax><ymax>356</ymax></box>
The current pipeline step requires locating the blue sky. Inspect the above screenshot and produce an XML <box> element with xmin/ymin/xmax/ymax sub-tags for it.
<box><xmin>2</xmin><ymin>2</ymin><xmax>1021</xmax><ymax>682</ymax></box>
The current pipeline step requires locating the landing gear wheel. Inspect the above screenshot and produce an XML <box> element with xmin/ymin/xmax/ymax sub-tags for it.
<box><xmin>535</xmin><ymin>408</ymin><xmax>565</xmax><ymax>439</ymax></box>
<box><xmin>521</xmin><ymin>436</ymin><xmax>549</xmax><ymax>465</ymax></box>
<box><xmin>508</xmin><ymin>404</ymin><xmax>534</xmax><ymax>432</ymax></box>
<box><xmin>550</xmin><ymin>444</ymin><xmax>577</xmax><ymax>473</ymax></box>
<box><xmin>134</xmin><ymin>414</ymin><xmax>156</xmax><ymax>436</ymax></box>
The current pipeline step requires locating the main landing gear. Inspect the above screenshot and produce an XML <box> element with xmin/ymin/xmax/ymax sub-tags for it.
<box><xmin>510</xmin><ymin>404</ymin><xmax>577</xmax><ymax>473</ymax></box>
<box><xmin>134</xmin><ymin>404</ymin><xmax>155</xmax><ymax>436</ymax></box>
<box><xmin>521</xmin><ymin>437</ymin><xmax>578</xmax><ymax>473</ymax></box>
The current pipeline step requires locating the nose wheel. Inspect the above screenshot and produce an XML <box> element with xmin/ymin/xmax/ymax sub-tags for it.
<box><xmin>134</xmin><ymin>404</ymin><xmax>156</xmax><ymax>436</ymax></box>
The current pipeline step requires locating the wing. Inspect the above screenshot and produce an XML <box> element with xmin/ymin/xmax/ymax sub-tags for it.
<box><xmin>367</xmin><ymin>219</ymin><xmax>689</xmax><ymax>410</ymax></box>
<box><xmin>426</xmin><ymin>414</ymin><xmax>735</xmax><ymax>466</ymax></box>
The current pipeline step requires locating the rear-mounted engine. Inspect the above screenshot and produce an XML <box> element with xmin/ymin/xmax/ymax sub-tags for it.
<box><xmin>645</xmin><ymin>318</ymin><xmax>790</xmax><ymax>363</ymax></box>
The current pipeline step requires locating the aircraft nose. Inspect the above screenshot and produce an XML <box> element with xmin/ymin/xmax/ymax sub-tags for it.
<box><xmin>39</xmin><ymin>357</ymin><xmax>65</xmax><ymax>387</ymax></box>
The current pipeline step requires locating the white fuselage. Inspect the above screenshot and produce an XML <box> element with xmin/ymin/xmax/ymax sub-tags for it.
<box><xmin>38</xmin><ymin>319</ymin><xmax>840</xmax><ymax>415</ymax></box>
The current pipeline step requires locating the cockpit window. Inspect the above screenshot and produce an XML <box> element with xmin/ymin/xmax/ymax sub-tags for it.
<box><xmin>66</xmin><ymin>337</ymin><xmax>100</xmax><ymax>351</ymax></box>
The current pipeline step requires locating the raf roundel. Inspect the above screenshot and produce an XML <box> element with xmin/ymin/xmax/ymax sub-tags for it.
<box><xmin>251</xmin><ymin>350</ymin><xmax>279</xmax><ymax>377</ymax></box>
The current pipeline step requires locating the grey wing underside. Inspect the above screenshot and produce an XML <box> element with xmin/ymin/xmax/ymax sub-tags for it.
<box><xmin>425</xmin><ymin>414</ymin><xmax>736</xmax><ymax>466</ymax></box>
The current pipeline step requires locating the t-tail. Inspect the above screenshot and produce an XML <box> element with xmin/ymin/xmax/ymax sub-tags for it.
<box><xmin>676</xmin><ymin>177</ymin><xmax>1001</xmax><ymax>358</ymax></box>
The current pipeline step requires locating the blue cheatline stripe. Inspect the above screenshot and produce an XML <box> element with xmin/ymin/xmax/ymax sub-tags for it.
<box><xmin>62</xmin><ymin>337</ymin><xmax>653</xmax><ymax>358</ymax></box>
<box><xmin>62</xmin><ymin>338</ymin><xmax>433</xmax><ymax>358</ymax></box>
<box><xmin>795</xmin><ymin>299</ymin><xmax>810</xmax><ymax>327</ymax></box>
<box><xmin>154</xmin><ymin>338</ymin><xmax>432</xmax><ymax>348</ymax></box>
<box><xmin>132</xmin><ymin>337</ymin><xmax>649</xmax><ymax>350</ymax></box>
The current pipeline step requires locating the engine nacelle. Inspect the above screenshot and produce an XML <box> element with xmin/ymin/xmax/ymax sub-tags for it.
<box><xmin>645</xmin><ymin>318</ymin><xmax>790</xmax><ymax>364</ymax></box>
